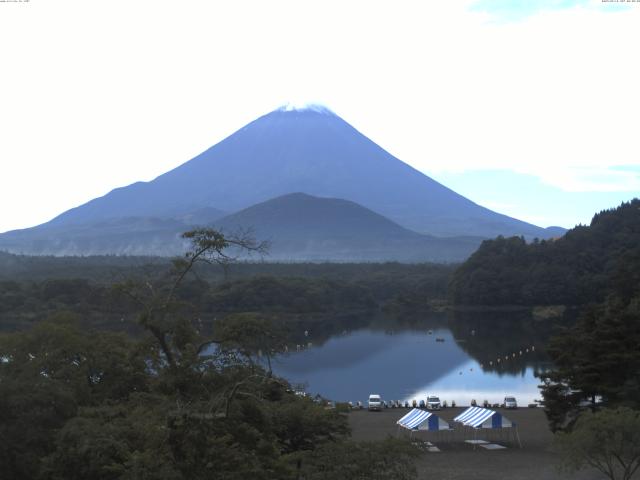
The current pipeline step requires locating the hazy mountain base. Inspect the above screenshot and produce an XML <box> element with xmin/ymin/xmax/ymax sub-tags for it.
<box><xmin>0</xmin><ymin>193</ymin><xmax>484</xmax><ymax>261</ymax></box>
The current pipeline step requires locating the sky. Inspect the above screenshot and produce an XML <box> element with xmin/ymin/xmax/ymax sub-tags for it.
<box><xmin>1</xmin><ymin>0</ymin><xmax>638</xmax><ymax>233</ymax></box>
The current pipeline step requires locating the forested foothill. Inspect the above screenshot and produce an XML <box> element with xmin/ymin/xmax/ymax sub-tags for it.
<box><xmin>449</xmin><ymin>200</ymin><xmax>640</xmax><ymax>477</ymax></box>
<box><xmin>449</xmin><ymin>199</ymin><xmax>640</xmax><ymax>307</ymax></box>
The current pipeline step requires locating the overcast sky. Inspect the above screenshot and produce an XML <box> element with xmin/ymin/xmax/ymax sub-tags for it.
<box><xmin>1</xmin><ymin>0</ymin><xmax>638</xmax><ymax>233</ymax></box>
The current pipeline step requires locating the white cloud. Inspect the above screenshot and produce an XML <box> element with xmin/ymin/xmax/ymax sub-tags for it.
<box><xmin>537</xmin><ymin>166</ymin><xmax>640</xmax><ymax>192</ymax></box>
<box><xmin>469</xmin><ymin>0</ymin><xmax>631</xmax><ymax>22</ymax></box>
<box><xmin>0</xmin><ymin>0</ymin><xmax>638</xmax><ymax>232</ymax></box>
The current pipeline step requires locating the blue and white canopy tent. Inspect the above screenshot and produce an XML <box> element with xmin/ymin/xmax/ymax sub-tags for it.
<box><xmin>453</xmin><ymin>406</ymin><xmax>522</xmax><ymax>448</ymax></box>
<box><xmin>396</xmin><ymin>408</ymin><xmax>453</xmax><ymax>441</ymax></box>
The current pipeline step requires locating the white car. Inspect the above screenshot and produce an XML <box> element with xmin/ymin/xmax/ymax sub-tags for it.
<box><xmin>368</xmin><ymin>394</ymin><xmax>383</xmax><ymax>411</ymax></box>
<box><xmin>427</xmin><ymin>396</ymin><xmax>441</xmax><ymax>410</ymax></box>
<box><xmin>504</xmin><ymin>396</ymin><xmax>518</xmax><ymax>409</ymax></box>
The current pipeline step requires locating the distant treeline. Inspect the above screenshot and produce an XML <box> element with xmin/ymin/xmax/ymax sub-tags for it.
<box><xmin>449</xmin><ymin>199</ymin><xmax>640</xmax><ymax>306</ymax></box>
<box><xmin>0</xmin><ymin>261</ymin><xmax>455</xmax><ymax>332</ymax></box>
<box><xmin>0</xmin><ymin>252</ymin><xmax>454</xmax><ymax>284</ymax></box>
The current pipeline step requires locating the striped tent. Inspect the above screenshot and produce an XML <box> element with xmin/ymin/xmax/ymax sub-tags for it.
<box><xmin>453</xmin><ymin>406</ymin><xmax>513</xmax><ymax>429</ymax></box>
<box><xmin>453</xmin><ymin>406</ymin><xmax>486</xmax><ymax>423</ymax></box>
<box><xmin>397</xmin><ymin>408</ymin><xmax>451</xmax><ymax>431</ymax></box>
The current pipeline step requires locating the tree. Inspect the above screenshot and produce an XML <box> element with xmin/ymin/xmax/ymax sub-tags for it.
<box><xmin>0</xmin><ymin>316</ymin><xmax>148</xmax><ymax>480</ymax></box>
<box><xmin>539</xmin><ymin>288</ymin><xmax>640</xmax><ymax>431</ymax></box>
<box><xmin>215</xmin><ymin>313</ymin><xmax>289</xmax><ymax>375</ymax></box>
<box><xmin>116</xmin><ymin>228</ymin><xmax>268</xmax><ymax>372</ymax></box>
<box><xmin>555</xmin><ymin>407</ymin><xmax>640</xmax><ymax>480</ymax></box>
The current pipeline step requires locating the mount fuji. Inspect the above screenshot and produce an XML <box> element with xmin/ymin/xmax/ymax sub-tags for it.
<box><xmin>0</xmin><ymin>106</ymin><xmax>562</xmax><ymax>260</ymax></box>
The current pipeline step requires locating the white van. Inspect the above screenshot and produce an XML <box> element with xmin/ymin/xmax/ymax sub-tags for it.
<box><xmin>427</xmin><ymin>396</ymin><xmax>441</xmax><ymax>410</ymax></box>
<box><xmin>368</xmin><ymin>394</ymin><xmax>382</xmax><ymax>411</ymax></box>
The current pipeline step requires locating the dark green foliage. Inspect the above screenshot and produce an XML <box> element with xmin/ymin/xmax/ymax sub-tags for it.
<box><xmin>539</xmin><ymin>292</ymin><xmax>640</xmax><ymax>431</ymax></box>
<box><xmin>269</xmin><ymin>397</ymin><xmax>350</xmax><ymax>454</ymax></box>
<box><xmin>450</xmin><ymin>199</ymin><xmax>640</xmax><ymax>306</ymax></box>
<box><xmin>555</xmin><ymin>407</ymin><xmax>640</xmax><ymax>480</ymax></box>
<box><xmin>0</xmin><ymin>308</ymin><xmax>359</xmax><ymax>480</ymax></box>
<box><xmin>539</xmin><ymin>233</ymin><xmax>640</xmax><ymax>431</ymax></box>
<box><xmin>206</xmin><ymin>276</ymin><xmax>376</xmax><ymax>314</ymax></box>
<box><xmin>0</xmin><ymin>319</ymin><xmax>149</xmax><ymax>480</ymax></box>
<box><xmin>0</xmin><ymin>261</ymin><xmax>453</xmax><ymax>333</ymax></box>
<box><xmin>294</xmin><ymin>438</ymin><xmax>419</xmax><ymax>480</ymax></box>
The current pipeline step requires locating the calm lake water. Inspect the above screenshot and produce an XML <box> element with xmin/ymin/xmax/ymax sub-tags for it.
<box><xmin>272</xmin><ymin>313</ymin><xmax>551</xmax><ymax>406</ymax></box>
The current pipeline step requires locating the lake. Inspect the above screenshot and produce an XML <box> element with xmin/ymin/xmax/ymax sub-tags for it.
<box><xmin>271</xmin><ymin>312</ymin><xmax>552</xmax><ymax>406</ymax></box>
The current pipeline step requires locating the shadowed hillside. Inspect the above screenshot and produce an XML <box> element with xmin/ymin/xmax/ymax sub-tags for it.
<box><xmin>449</xmin><ymin>199</ymin><xmax>640</xmax><ymax>306</ymax></box>
<box><xmin>215</xmin><ymin>193</ymin><xmax>483</xmax><ymax>261</ymax></box>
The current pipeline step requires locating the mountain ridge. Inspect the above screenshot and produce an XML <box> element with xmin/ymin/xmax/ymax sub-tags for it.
<box><xmin>41</xmin><ymin>107</ymin><xmax>557</xmax><ymax>238</ymax></box>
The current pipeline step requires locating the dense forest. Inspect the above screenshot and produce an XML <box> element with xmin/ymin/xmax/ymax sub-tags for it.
<box><xmin>0</xmin><ymin>251</ymin><xmax>454</xmax><ymax>287</ymax></box>
<box><xmin>449</xmin><ymin>199</ymin><xmax>640</xmax><ymax>306</ymax></box>
<box><xmin>0</xmin><ymin>256</ymin><xmax>454</xmax><ymax>334</ymax></box>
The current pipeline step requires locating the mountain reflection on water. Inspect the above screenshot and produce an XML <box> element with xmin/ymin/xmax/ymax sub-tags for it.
<box><xmin>272</xmin><ymin>311</ymin><xmax>553</xmax><ymax>405</ymax></box>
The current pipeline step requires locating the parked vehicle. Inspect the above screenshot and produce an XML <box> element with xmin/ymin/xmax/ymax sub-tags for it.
<box><xmin>504</xmin><ymin>396</ymin><xmax>518</xmax><ymax>409</ymax></box>
<box><xmin>368</xmin><ymin>394</ymin><xmax>383</xmax><ymax>411</ymax></box>
<box><xmin>427</xmin><ymin>396</ymin><xmax>441</xmax><ymax>410</ymax></box>
<box><xmin>418</xmin><ymin>399</ymin><xmax>426</xmax><ymax>408</ymax></box>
